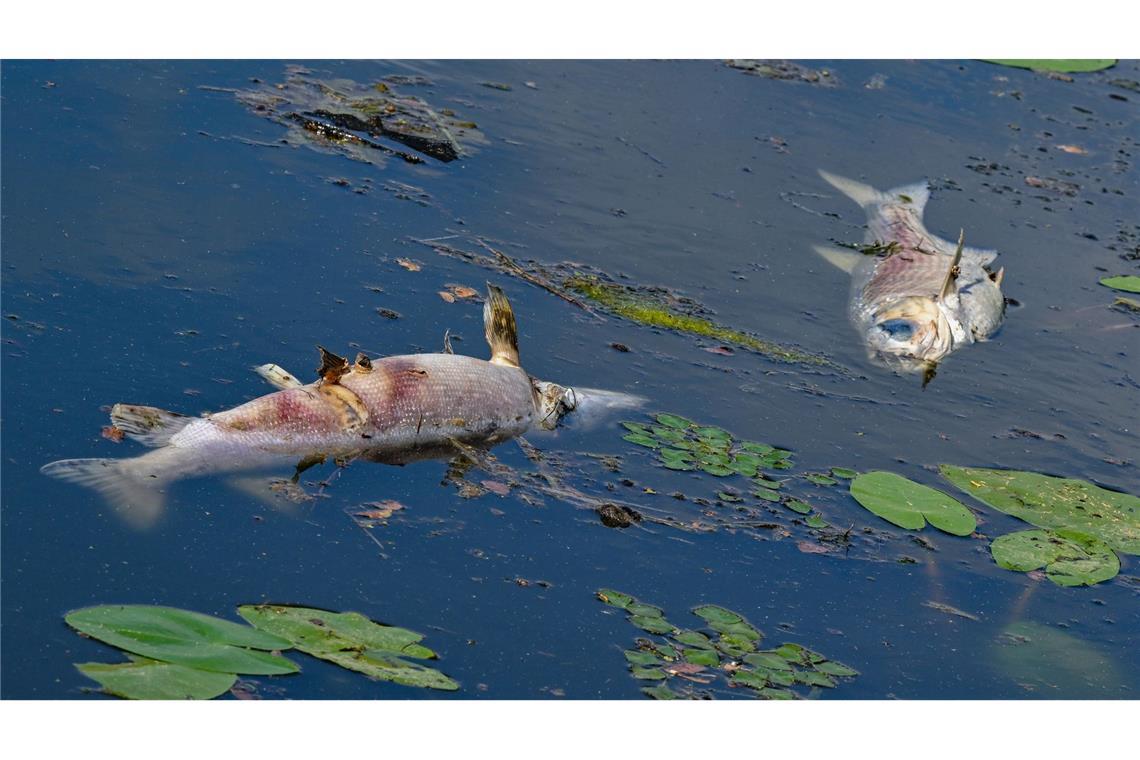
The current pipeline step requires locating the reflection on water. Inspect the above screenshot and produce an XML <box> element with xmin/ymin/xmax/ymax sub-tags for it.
<box><xmin>2</xmin><ymin>59</ymin><xmax>1137</xmax><ymax>699</ymax></box>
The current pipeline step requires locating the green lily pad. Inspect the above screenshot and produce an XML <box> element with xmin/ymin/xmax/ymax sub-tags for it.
<box><xmin>731</xmin><ymin>670</ymin><xmax>769</xmax><ymax>690</ymax></box>
<box><xmin>784</xmin><ymin>498</ymin><xmax>813</xmax><ymax>515</ymax></box>
<box><xmin>794</xmin><ymin>670</ymin><xmax>836</xmax><ymax>688</ymax></box>
<box><xmin>813</xmin><ymin>660</ymin><xmax>859</xmax><ymax>677</ymax></box>
<box><xmin>741</xmin><ymin>442</ymin><xmax>774</xmax><ymax>455</ymax></box>
<box><xmin>683</xmin><ymin>647</ymin><xmax>721</xmax><ymax>667</ymax></box>
<box><xmin>990</xmin><ymin>529</ymin><xmax>1120</xmax><ymax>586</ymax></box>
<box><xmin>805</xmin><ymin>514</ymin><xmax>829</xmax><ymax>529</ymax></box>
<box><xmin>830</xmin><ymin>467</ymin><xmax>858</xmax><ymax>480</ymax></box>
<box><xmin>624</xmin><ymin>650</ymin><xmax>661</xmax><ymax>666</ymax></box>
<box><xmin>753</xmin><ymin>487</ymin><xmax>782</xmax><ymax>502</ymax></box>
<box><xmin>76</xmin><ymin>658</ymin><xmax>237</xmax><ymax>700</ymax></box>
<box><xmin>701</xmin><ymin>463</ymin><xmax>736</xmax><ymax>477</ymax></box>
<box><xmin>805</xmin><ymin>473</ymin><xmax>838</xmax><ymax>486</ymax></box>
<box><xmin>850</xmin><ymin>471</ymin><xmax>976</xmax><ymax>536</ymax></box>
<box><xmin>642</xmin><ymin>683</ymin><xmax>678</xmax><ymax>699</ymax></box>
<box><xmin>983</xmin><ymin>59</ymin><xmax>1116</xmax><ymax>73</ymax></box>
<box><xmin>237</xmin><ymin>605</ymin><xmax>457</xmax><ymax>690</ymax></box>
<box><xmin>630</xmin><ymin>615</ymin><xmax>676</xmax><ymax>635</ymax></box>
<box><xmin>674</xmin><ymin>630</ymin><xmax>714</xmax><ymax>649</ymax></box>
<box><xmin>623</xmin><ymin>433</ymin><xmax>659</xmax><ymax>448</ymax></box>
<box><xmin>940</xmin><ymin>466</ymin><xmax>1140</xmax><ymax>554</ymax></box>
<box><xmin>692</xmin><ymin>605</ymin><xmax>743</xmax><ymax>626</ymax></box>
<box><xmin>596</xmin><ymin>589</ymin><xmax>635</xmax><ymax>609</ymax></box>
<box><xmin>655</xmin><ymin>413</ymin><xmax>694</xmax><ymax>429</ymax></box>
<box><xmin>631</xmin><ymin>666</ymin><xmax>668</xmax><ymax>680</ymax></box>
<box><xmin>744</xmin><ymin>653</ymin><xmax>793</xmax><ymax>671</ymax></box>
<box><xmin>65</xmin><ymin>605</ymin><xmax>298</xmax><ymax>676</ymax></box>
<box><xmin>627</xmin><ymin>603</ymin><xmax>664</xmax><ymax>618</ymax></box>
<box><xmin>1100</xmin><ymin>275</ymin><xmax>1140</xmax><ymax>294</ymax></box>
<box><xmin>662</xmin><ymin>460</ymin><xmax>697</xmax><ymax>471</ymax></box>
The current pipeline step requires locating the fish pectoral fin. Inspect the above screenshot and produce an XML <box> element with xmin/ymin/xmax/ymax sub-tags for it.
<box><xmin>484</xmin><ymin>284</ymin><xmax>520</xmax><ymax>367</ymax></box>
<box><xmin>938</xmin><ymin>230</ymin><xmax>966</xmax><ymax>302</ymax></box>
<box><xmin>254</xmin><ymin>363</ymin><xmax>303</xmax><ymax>390</ymax></box>
<box><xmin>109</xmin><ymin>404</ymin><xmax>194</xmax><ymax>448</ymax></box>
<box><xmin>812</xmin><ymin>244</ymin><xmax>862</xmax><ymax>274</ymax></box>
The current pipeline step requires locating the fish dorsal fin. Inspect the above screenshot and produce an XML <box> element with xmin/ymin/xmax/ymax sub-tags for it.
<box><xmin>316</xmin><ymin>346</ymin><xmax>350</xmax><ymax>384</ymax></box>
<box><xmin>887</xmin><ymin>180</ymin><xmax>931</xmax><ymax>212</ymax></box>
<box><xmin>812</xmin><ymin>244</ymin><xmax>862</xmax><ymax>274</ymax></box>
<box><xmin>484</xmin><ymin>284</ymin><xmax>520</xmax><ymax>367</ymax></box>
<box><xmin>939</xmin><ymin>230</ymin><xmax>966</xmax><ymax>302</ymax></box>
<box><xmin>818</xmin><ymin>169</ymin><xmax>885</xmax><ymax>208</ymax></box>
<box><xmin>109</xmin><ymin>404</ymin><xmax>194</xmax><ymax>447</ymax></box>
<box><xmin>255</xmin><ymin>363</ymin><xmax>303</xmax><ymax>390</ymax></box>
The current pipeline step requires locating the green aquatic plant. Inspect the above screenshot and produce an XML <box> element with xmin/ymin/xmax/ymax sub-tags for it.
<box><xmin>563</xmin><ymin>275</ymin><xmax>836</xmax><ymax>368</ymax></box>
<box><xmin>1099</xmin><ymin>275</ymin><xmax>1140</xmax><ymax>294</ymax></box>
<box><xmin>597</xmin><ymin>589</ymin><xmax>859</xmax><ymax>700</ymax></box>
<box><xmin>990</xmin><ymin>529</ymin><xmax>1120</xmax><ymax>587</ymax></box>
<box><xmin>849</xmin><ymin>471</ymin><xmax>976</xmax><ymax>536</ymax></box>
<box><xmin>983</xmin><ymin>59</ymin><xmax>1116</xmax><ymax>73</ymax></box>
<box><xmin>67</xmin><ymin>604</ymin><xmax>457</xmax><ymax>699</ymax></box>
<box><xmin>939</xmin><ymin>466</ymin><xmax>1139</xmax><ymax>554</ymax></box>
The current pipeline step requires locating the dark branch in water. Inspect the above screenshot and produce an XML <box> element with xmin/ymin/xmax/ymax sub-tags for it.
<box><xmin>286</xmin><ymin>112</ymin><xmax>424</xmax><ymax>164</ymax></box>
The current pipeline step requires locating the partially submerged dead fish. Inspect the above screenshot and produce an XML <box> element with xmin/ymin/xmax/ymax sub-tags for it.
<box><xmin>814</xmin><ymin>170</ymin><xmax>1006</xmax><ymax>380</ymax></box>
<box><xmin>41</xmin><ymin>286</ymin><xmax>641</xmax><ymax>526</ymax></box>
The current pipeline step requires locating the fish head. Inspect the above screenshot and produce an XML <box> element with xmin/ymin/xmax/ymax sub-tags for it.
<box><xmin>867</xmin><ymin>295</ymin><xmax>961</xmax><ymax>369</ymax></box>
<box><xmin>532</xmin><ymin>379</ymin><xmax>579</xmax><ymax>430</ymax></box>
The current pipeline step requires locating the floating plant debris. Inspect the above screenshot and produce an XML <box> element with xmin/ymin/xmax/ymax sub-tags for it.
<box><xmin>596</xmin><ymin>590</ymin><xmax>858</xmax><ymax>699</ymax></box>
<box><xmin>725</xmin><ymin>60</ymin><xmax>839</xmax><ymax>86</ymax></box>
<box><xmin>982</xmin><ymin>60</ymin><xmax>1116</xmax><ymax>74</ymax></box>
<box><xmin>234</xmin><ymin>66</ymin><xmax>485</xmax><ymax>168</ymax></box>
<box><xmin>1100</xmin><ymin>275</ymin><xmax>1140</xmax><ymax>294</ymax></box>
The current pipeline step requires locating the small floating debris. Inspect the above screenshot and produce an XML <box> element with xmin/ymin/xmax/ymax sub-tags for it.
<box><xmin>725</xmin><ymin>60</ymin><xmax>839</xmax><ymax>87</ymax></box>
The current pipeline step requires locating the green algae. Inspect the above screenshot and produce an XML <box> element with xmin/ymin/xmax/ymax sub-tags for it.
<box><xmin>563</xmin><ymin>275</ymin><xmax>836</xmax><ymax>368</ymax></box>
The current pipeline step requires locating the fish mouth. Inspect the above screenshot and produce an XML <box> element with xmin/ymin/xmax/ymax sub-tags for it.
<box><xmin>868</xmin><ymin>296</ymin><xmax>959</xmax><ymax>368</ymax></box>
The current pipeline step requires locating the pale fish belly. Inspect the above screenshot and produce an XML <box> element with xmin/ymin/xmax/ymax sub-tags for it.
<box><xmin>199</xmin><ymin>353</ymin><xmax>538</xmax><ymax>456</ymax></box>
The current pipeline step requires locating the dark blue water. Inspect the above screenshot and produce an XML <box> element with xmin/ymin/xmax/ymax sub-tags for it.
<box><xmin>3</xmin><ymin>59</ymin><xmax>1137</xmax><ymax>699</ymax></box>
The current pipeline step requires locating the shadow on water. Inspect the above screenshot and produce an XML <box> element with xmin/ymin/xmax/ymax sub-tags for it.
<box><xmin>2</xmin><ymin>59</ymin><xmax>1137</xmax><ymax>699</ymax></box>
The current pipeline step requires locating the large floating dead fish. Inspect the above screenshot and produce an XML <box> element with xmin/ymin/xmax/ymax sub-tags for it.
<box><xmin>41</xmin><ymin>286</ymin><xmax>641</xmax><ymax>527</ymax></box>
<box><xmin>813</xmin><ymin>170</ymin><xmax>1007</xmax><ymax>380</ymax></box>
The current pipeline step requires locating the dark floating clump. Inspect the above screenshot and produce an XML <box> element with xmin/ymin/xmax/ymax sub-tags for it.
<box><xmin>725</xmin><ymin>60</ymin><xmax>839</xmax><ymax>87</ymax></box>
<box><xmin>234</xmin><ymin>65</ymin><xmax>486</xmax><ymax>168</ymax></box>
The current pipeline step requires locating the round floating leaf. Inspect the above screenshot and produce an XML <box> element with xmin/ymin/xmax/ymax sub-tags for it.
<box><xmin>753</xmin><ymin>487</ymin><xmax>781</xmax><ymax>502</ymax></box>
<box><xmin>695</xmin><ymin>426</ymin><xmax>732</xmax><ymax>442</ymax></box>
<box><xmin>674</xmin><ymin>630</ymin><xmax>714</xmax><ymax>649</ymax></box>
<box><xmin>692</xmin><ymin>605</ymin><xmax>743</xmax><ymax>626</ymax></box>
<box><xmin>625</xmin><ymin>650</ymin><xmax>661</xmax><ymax>666</ymax></box>
<box><xmin>718</xmin><ymin>632</ymin><xmax>758</xmax><ymax>653</ymax></box>
<box><xmin>1100</xmin><ymin>275</ymin><xmax>1140</xmax><ymax>294</ymax></box>
<box><xmin>596</xmin><ymin>589</ymin><xmax>635</xmax><ymax>609</ymax></box>
<box><xmin>850</xmin><ymin>471</ymin><xmax>976</xmax><ymax>536</ymax></box>
<box><xmin>731</xmin><ymin>670</ymin><xmax>769</xmax><ymax>690</ymax></box>
<box><xmin>662</xmin><ymin>459</ymin><xmax>696</xmax><ymax>471</ymax></box>
<box><xmin>701</xmin><ymin>463</ymin><xmax>735</xmax><ymax>477</ymax></box>
<box><xmin>830</xmin><ymin>467</ymin><xmax>858</xmax><ymax>480</ymax></box>
<box><xmin>642</xmin><ymin>683</ymin><xmax>677</xmax><ymax>700</ymax></box>
<box><xmin>765</xmin><ymin>669</ymin><xmax>796</xmax><ymax>686</ymax></box>
<box><xmin>805</xmin><ymin>514</ymin><xmax>829</xmax><ymax>529</ymax></box>
<box><xmin>683</xmin><ymin>647</ymin><xmax>721</xmax><ymax>667</ymax></box>
<box><xmin>805</xmin><ymin>473</ymin><xmax>838</xmax><ymax>486</ymax></box>
<box><xmin>770</xmin><ymin>460</ymin><xmax>794</xmax><ymax>471</ymax></box>
<box><xmin>655</xmin><ymin>413</ymin><xmax>693</xmax><ymax>429</ymax></box>
<box><xmin>794</xmin><ymin>670</ymin><xmax>836</xmax><ymax>688</ymax></box>
<box><xmin>76</xmin><ymin>659</ymin><xmax>237</xmax><ymax>700</ymax></box>
<box><xmin>784</xmin><ymin>498</ymin><xmax>813</xmax><ymax>515</ymax></box>
<box><xmin>623</xmin><ymin>433</ymin><xmax>658</xmax><ymax>448</ymax></box>
<box><xmin>940</xmin><ymin>466</ymin><xmax>1140</xmax><ymax>554</ymax></box>
<box><xmin>323</xmin><ymin>650</ymin><xmax>459</xmax><ymax>690</ymax></box>
<box><xmin>744</xmin><ymin>653</ymin><xmax>793</xmax><ymax>671</ymax></box>
<box><xmin>621</xmin><ymin>421</ymin><xmax>652</xmax><ymax>434</ymax></box>
<box><xmin>65</xmin><ymin>605</ymin><xmax>298</xmax><ymax>676</ymax></box>
<box><xmin>651</xmin><ymin>425</ymin><xmax>687</xmax><ymax>442</ymax></box>
<box><xmin>983</xmin><ymin>59</ymin><xmax>1116</xmax><ymax>73</ymax></box>
<box><xmin>741</xmin><ymin>442</ymin><xmax>774</xmax><ymax>455</ymax></box>
<box><xmin>631</xmin><ymin>666</ymin><xmax>668</xmax><ymax>680</ymax></box>
<box><xmin>630</xmin><ymin>615</ymin><xmax>675</xmax><ymax>635</ymax></box>
<box><xmin>627</xmin><ymin>603</ymin><xmax>664</xmax><ymax>619</ymax></box>
<box><xmin>813</xmin><ymin>660</ymin><xmax>859</xmax><ymax>677</ymax></box>
<box><xmin>991</xmin><ymin>529</ymin><xmax>1120</xmax><ymax>586</ymax></box>
<box><xmin>660</xmin><ymin>448</ymin><xmax>694</xmax><ymax>461</ymax></box>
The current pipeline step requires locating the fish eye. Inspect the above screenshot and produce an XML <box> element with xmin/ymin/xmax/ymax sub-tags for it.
<box><xmin>878</xmin><ymin>319</ymin><xmax>914</xmax><ymax>340</ymax></box>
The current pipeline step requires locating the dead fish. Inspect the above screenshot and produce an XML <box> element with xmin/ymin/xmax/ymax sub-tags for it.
<box><xmin>41</xmin><ymin>285</ymin><xmax>641</xmax><ymax>527</ymax></box>
<box><xmin>813</xmin><ymin>170</ymin><xmax>1006</xmax><ymax>380</ymax></box>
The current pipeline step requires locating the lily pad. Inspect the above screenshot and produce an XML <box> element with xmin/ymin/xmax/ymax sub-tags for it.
<box><xmin>830</xmin><ymin>467</ymin><xmax>858</xmax><ymax>480</ymax></box>
<box><xmin>850</xmin><ymin>471</ymin><xmax>976</xmax><ymax>536</ymax></box>
<box><xmin>804</xmin><ymin>473</ymin><xmax>838</xmax><ymax>486</ymax></box>
<box><xmin>76</xmin><ymin>658</ymin><xmax>237</xmax><ymax>700</ymax></box>
<box><xmin>623</xmin><ymin>433</ymin><xmax>658</xmax><ymax>448</ymax></box>
<box><xmin>596</xmin><ymin>589</ymin><xmax>635</xmax><ymax>609</ymax></box>
<box><xmin>624</xmin><ymin>650</ymin><xmax>661</xmax><ymax>666</ymax></box>
<box><xmin>990</xmin><ymin>529</ymin><xmax>1120</xmax><ymax>586</ymax></box>
<box><xmin>641</xmin><ymin>683</ymin><xmax>678</xmax><ymax>699</ymax></box>
<box><xmin>65</xmin><ymin>605</ymin><xmax>298</xmax><ymax>676</ymax></box>
<box><xmin>237</xmin><ymin>605</ymin><xmax>457</xmax><ymax>690</ymax></box>
<box><xmin>655</xmin><ymin>413</ymin><xmax>694</xmax><ymax>429</ymax></box>
<box><xmin>983</xmin><ymin>59</ymin><xmax>1116</xmax><ymax>73</ymax></box>
<box><xmin>1100</xmin><ymin>275</ymin><xmax>1140</xmax><ymax>294</ymax></box>
<box><xmin>940</xmin><ymin>466</ymin><xmax>1140</xmax><ymax>554</ymax></box>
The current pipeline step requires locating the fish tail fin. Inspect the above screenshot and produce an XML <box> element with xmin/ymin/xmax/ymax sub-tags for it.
<box><xmin>818</xmin><ymin>169</ymin><xmax>887</xmax><ymax>208</ymax></box>
<box><xmin>884</xmin><ymin>179</ymin><xmax>931</xmax><ymax>212</ymax></box>
<box><xmin>110</xmin><ymin>404</ymin><xmax>193</xmax><ymax>447</ymax></box>
<box><xmin>40</xmin><ymin>457</ymin><xmax>167</xmax><ymax>528</ymax></box>
<box><xmin>484</xmin><ymin>284</ymin><xmax>520</xmax><ymax>368</ymax></box>
<box><xmin>812</xmin><ymin>244</ymin><xmax>862</xmax><ymax>274</ymax></box>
